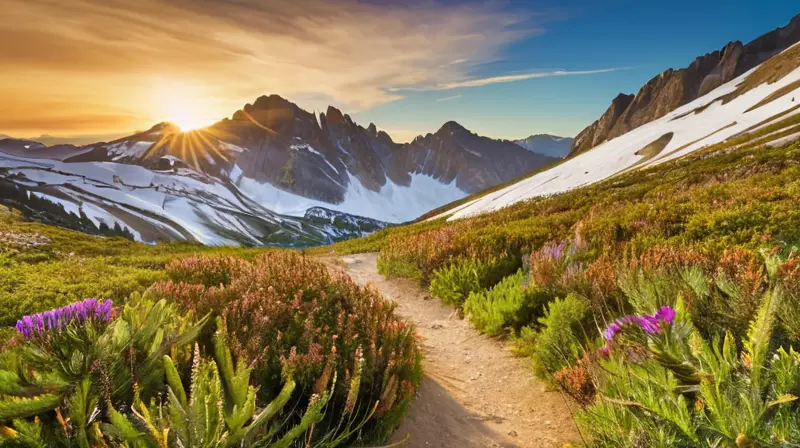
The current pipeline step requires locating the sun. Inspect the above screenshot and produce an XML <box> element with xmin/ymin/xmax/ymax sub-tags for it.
<box><xmin>152</xmin><ymin>79</ymin><xmax>218</xmax><ymax>132</ymax></box>
<box><xmin>166</xmin><ymin>104</ymin><xmax>209</xmax><ymax>132</ymax></box>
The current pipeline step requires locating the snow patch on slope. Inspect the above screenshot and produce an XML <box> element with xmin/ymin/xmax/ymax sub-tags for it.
<box><xmin>439</xmin><ymin>59</ymin><xmax>800</xmax><ymax>221</ymax></box>
<box><xmin>239</xmin><ymin>171</ymin><xmax>465</xmax><ymax>223</ymax></box>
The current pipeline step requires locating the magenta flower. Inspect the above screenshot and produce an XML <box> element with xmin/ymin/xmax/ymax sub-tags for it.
<box><xmin>655</xmin><ymin>306</ymin><xmax>676</xmax><ymax>324</ymax></box>
<box><xmin>600</xmin><ymin>306</ymin><xmax>677</xmax><ymax>351</ymax></box>
<box><xmin>15</xmin><ymin>298</ymin><xmax>114</xmax><ymax>339</ymax></box>
<box><xmin>603</xmin><ymin>322</ymin><xmax>622</xmax><ymax>341</ymax></box>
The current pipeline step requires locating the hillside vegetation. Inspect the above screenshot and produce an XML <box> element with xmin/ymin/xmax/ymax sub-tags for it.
<box><xmin>0</xmin><ymin>210</ymin><xmax>421</xmax><ymax>446</ymax></box>
<box><xmin>329</xmin><ymin>132</ymin><xmax>800</xmax><ymax>445</ymax></box>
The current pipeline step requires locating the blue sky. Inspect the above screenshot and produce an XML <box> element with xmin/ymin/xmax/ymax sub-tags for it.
<box><xmin>353</xmin><ymin>0</ymin><xmax>800</xmax><ymax>141</ymax></box>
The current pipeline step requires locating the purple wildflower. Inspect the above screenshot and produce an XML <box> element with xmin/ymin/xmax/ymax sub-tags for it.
<box><xmin>15</xmin><ymin>298</ymin><xmax>114</xmax><ymax>339</ymax></box>
<box><xmin>655</xmin><ymin>306</ymin><xmax>676</xmax><ymax>324</ymax></box>
<box><xmin>601</xmin><ymin>306</ymin><xmax>677</xmax><ymax>347</ymax></box>
<box><xmin>636</xmin><ymin>315</ymin><xmax>661</xmax><ymax>334</ymax></box>
<box><xmin>542</xmin><ymin>241</ymin><xmax>568</xmax><ymax>261</ymax></box>
<box><xmin>603</xmin><ymin>322</ymin><xmax>622</xmax><ymax>341</ymax></box>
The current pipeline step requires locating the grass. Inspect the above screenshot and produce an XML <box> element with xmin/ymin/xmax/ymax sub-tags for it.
<box><xmin>0</xmin><ymin>206</ymin><xmax>266</xmax><ymax>325</ymax></box>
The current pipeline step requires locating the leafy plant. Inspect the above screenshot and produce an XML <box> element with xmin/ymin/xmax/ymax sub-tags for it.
<box><xmin>429</xmin><ymin>256</ymin><xmax>519</xmax><ymax>307</ymax></box>
<box><xmin>521</xmin><ymin>293</ymin><xmax>591</xmax><ymax>380</ymax></box>
<box><xmin>464</xmin><ymin>270</ymin><xmax>548</xmax><ymax>336</ymax></box>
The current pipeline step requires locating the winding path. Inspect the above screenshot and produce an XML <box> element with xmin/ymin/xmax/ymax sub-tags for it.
<box><xmin>329</xmin><ymin>253</ymin><xmax>580</xmax><ymax>447</ymax></box>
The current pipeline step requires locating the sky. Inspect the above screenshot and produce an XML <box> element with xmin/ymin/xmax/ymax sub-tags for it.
<box><xmin>0</xmin><ymin>0</ymin><xmax>798</xmax><ymax>144</ymax></box>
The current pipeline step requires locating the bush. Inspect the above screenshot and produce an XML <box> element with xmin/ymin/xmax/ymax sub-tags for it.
<box><xmin>377</xmin><ymin>254</ymin><xmax>422</xmax><ymax>279</ymax></box>
<box><xmin>149</xmin><ymin>251</ymin><xmax>422</xmax><ymax>444</ymax></box>
<box><xmin>464</xmin><ymin>270</ymin><xmax>548</xmax><ymax>336</ymax></box>
<box><xmin>165</xmin><ymin>255</ymin><xmax>251</xmax><ymax>287</ymax></box>
<box><xmin>429</xmin><ymin>256</ymin><xmax>519</xmax><ymax>306</ymax></box>
<box><xmin>523</xmin><ymin>293</ymin><xmax>590</xmax><ymax>379</ymax></box>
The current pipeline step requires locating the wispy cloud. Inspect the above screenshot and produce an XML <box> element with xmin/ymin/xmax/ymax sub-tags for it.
<box><xmin>0</xmin><ymin>0</ymin><xmax>543</xmax><ymax>135</ymax></box>
<box><xmin>397</xmin><ymin>67</ymin><xmax>632</xmax><ymax>92</ymax></box>
<box><xmin>436</xmin><ymin>94</ymin><xmax>463</xmax><ymax>102</ymax></box>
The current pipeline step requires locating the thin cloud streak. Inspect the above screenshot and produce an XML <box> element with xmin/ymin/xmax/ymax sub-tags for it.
<box><xmin>436</xmin><ymin>94</ymin><xmax>463</xmax><ymax>102</ymax></box>
<box><xmin>398</xmin><ymin>67</ymin><xmax>633</xmax><ymax>92</ymax></box>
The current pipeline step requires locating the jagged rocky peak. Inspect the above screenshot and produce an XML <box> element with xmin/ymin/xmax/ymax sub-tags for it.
<box><xmin>324</xmin><ymin>105</ymin><xmax>346</xmax><ymax>126</ymax></box>
<box><xmin>569</xmin><ymin>13</ymin><xmax>800</xmax><ymax>157</ymax></box>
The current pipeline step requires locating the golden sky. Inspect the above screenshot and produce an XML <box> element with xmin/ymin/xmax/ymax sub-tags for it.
<box><xmin>0</xmin><ymin>0</ymin><xmax>535</xmax><ymax>140</ymax></box>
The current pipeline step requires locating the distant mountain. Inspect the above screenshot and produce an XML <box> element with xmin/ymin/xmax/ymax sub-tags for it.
<box><xmin>30</xmin><ymin>134</ymin><xmax>128</xmax><ymax>147</ymax></box>
<box><xmin>513</xmin><ymin>134</ymin><xmax>573</xmax><ymax>158</ymax></box>
<box><xmin>570</xmin><ymin>14</ymin><xmax>800</xmax><ymax>157</ymax></box>
<box><xmin>0</xmin><ymin>137</ymin><xmax>88</xmax><ymax>160</ymax></box>
<box><xmin>0</xmin><ymin>95</ymin><xmax>554</xmax><ymax>245</ymax></box>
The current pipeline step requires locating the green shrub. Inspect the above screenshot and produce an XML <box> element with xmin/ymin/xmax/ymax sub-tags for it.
<box><xmin>523</xmin><ymin>293</ymin><xmax>590</xmax><ymax>379</ymax></box>
<box><xmin>377</xmin><ymin>254</ymin><xmax>422</xmax><ymax>279</ymax></box>
<box><xmin>0</xmin><ymin>258</ymin><xmax>165</xmax><ymax>326</ymax></box>
<box><xmin>464</xmin><ymin>270</ymin><xmax>548</xmax><ymax>336</ymax></box>
<box><xmin>429</xmin><ymin>256</ymin><xmax>519</xmax><ymax>306</ymax></box>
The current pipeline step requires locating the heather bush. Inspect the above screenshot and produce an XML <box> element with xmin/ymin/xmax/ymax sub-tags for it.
<box><xmin>148</xmin><ymin>251</ymin><xmax>422</xmax><ymax>444</ymax></box>
<box><xmin>165</xmin><ymin>254</ymin><xmax>251</xmax><ymax>287</ymax></box>
<box><xmin>464</xmin><ymin>270</ymin><xmax>548</xmax><ymax>336</ymax></box>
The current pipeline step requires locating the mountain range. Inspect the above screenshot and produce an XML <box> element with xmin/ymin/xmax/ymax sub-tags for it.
<box><xmin>570</xmin><ymin>13</ymin><xmax>800</xmax><ymax>156</ymax></box>
<box><xmin>0</xmin><ymin>98</ymin><xmax>558</xmax><ymax>245</ymax></box>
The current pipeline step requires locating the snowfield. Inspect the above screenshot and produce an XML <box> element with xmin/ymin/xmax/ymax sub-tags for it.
<box><xmin>0</xmin><ymin>153</ymin><xmax>387</xmax><ymax>245</ymax></box>
<box><xmin>437</xmin><ymin>51</ymin><xmax>800</xmax><ymax>222</ymax></box>
<box><xmin>237</xmin><ymin>169</ymin><xmax>464</xmax><ymax>223</ymax></box>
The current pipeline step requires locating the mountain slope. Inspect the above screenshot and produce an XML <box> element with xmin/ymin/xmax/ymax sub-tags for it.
<box><xmin>570</xmin><ymin>14</ymin><xmax>800</xmax><ymax>156</ymax></box>
<box><xmin>434</xmin><ymin>40</ymin><xmax>800</xmax><ymax>221</ymax></box>
<box><xmin>0</xmin><ymin>96</ymin><xmax>553</xmax><ymax>245</ymax></box>
<box><xmin>513</xmin><ymin>134</ymin><xmax>573</xmax><ymax>158</ymax></box>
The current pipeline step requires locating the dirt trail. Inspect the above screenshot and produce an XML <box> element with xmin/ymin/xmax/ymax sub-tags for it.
<box><xmin>327</xmin><ymin>253</ymin><xmax>580</xmax><ymax>448</ymax></box>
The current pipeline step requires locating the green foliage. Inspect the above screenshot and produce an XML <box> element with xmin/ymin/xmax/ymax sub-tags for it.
<box><xmin>0</xmin><ymin>206</ymin><xmax>266</xmax><ymax>327</ymax></box>
<box><xmin>464</xmin><ymin>270</ymin><xmax>548</xmax><ymax>336</ymax></box>
<box><xmin>578</xmin><ymin>285</ymin><xmax>800</xmax><ymax>447</ymax></box>
<box><xmin>522</xmin><ymin>294</ymin><xmax>590</xmax><ymax>379</ymax></box>
<box><xmin>429</xmin><ymin>256</ymin><xmax>519</xmax><ymax>306</ymax></box>
<box><xmin>0</xmin><ymin>293</ymin><xmax>392</xmax><ymax>447</ymax></box>
<box><xmin>377</xmin><ymin>254</ymin><xmax>422</xmax><ymax>280</ymax></box>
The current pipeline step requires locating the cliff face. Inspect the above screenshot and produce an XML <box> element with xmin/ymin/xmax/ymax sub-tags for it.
<box><xmin>569</xmin><ymin>14</ymin><xmax>800</xmax><ymax>156</ymax></box>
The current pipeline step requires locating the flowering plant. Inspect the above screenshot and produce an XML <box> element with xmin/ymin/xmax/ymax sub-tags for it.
<box><xmin>602</xmin><ymin>306</ymin><xmax>676</xmax><ymax>343</ymax></box>
<box><xmin>15</xmin><ymin>298</ymin><xmax>113</xmax><ymax>339</ymax></box>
